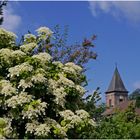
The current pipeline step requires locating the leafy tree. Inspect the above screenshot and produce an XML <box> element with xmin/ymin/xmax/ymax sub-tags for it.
<box><xmin>93</xmin><ymin>103</ymin><xmax>140</xmax><ymax>139</ymax></box>
<box><xmin>0</xmin><ymin>0</ymin><xmax>7</xmax><ymax>25</ymax></box>
<box><xmin>83</xmin><ymin>87</ymin><xmax>106</xmax><ymax>121</ymax></box>
<box><xmin>0</xmin><ymin>27</ymin><xmax>96</xmax><ymax>139</ymax></box>
<box><xmin>129</xmin><ymin>88</ymin><xmax>140</xmax><ymax>107</ymax></box>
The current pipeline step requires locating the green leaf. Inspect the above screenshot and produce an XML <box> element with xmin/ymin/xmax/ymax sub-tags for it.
<box><xmin>0</xmin><ymin>118</ymin><xmax>6</xmax><ymax>128</ymax></box>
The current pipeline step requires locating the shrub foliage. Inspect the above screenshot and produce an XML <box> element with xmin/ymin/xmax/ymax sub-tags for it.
<box><xmin>0</xmin><ymin>27</ymin><xmax>96</xmax><ymax>139</ymax></box>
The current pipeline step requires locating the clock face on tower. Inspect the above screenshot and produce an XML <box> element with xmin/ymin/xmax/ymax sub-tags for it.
<box><xmin>119</xmin><ymin>95</ymin><xmax>123</xmax><ymax>102</ymax></box>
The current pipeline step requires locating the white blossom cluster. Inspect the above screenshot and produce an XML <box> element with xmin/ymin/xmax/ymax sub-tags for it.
<box><xmin>48</xmin><ymin>73</ymin><xmax>85</xmax><ymax>107</ymax></box>
<box><xmin>0</xmin><ymin>49</ymin><xmax>26</xmax><ymax>66</ymax></box>
<box><xmin>75</xmin><ymin>109</ymin><xmax>90</xmax><ymax>119</ymax></box>
<box><xmin>60</xmin><ymin>110</ymin><xmax>82</xmax><ymax>129</ymax></box>
<box><xmin>26</xmin><ymin>121</ymin><xmax>39</xmax><ymax>134</ymax></box>
<box><xmin>52</xmin><ymin>123</ymin><xmax>67</xmax><ymax>138</ymax></box>
<box><xmin>60</xmin><ymin>110</ymin><xmax>75</xmax><ymax>119</ymax></box>
<box><xmin>0</xmin><ymin>28</ymin><xmax>17</xmax><ymax>47</ymax></box>
<box><xmin>0</xmin><ymin>80</ymin><xmax>16</xmax><ymax>96</ymax></box>
<box><xmin>53</xmin><ymin>87</ymin><xmax>67</xmax><ymax>107</ymax></box>
<box><xmin>44</xmin><ymin>117</ymin><xmax>57</xmax><ymax>125</ymax></box>
<box><xmin>0</xmin><ymin>48</ymin><xmax>12</xmax><ymax>65</ymax></box>
<box><xmin>62</xmin><ymin>66</ymin><xmax>75</xmax><ymax>75</ymax></box>
<box><xmin>0</xmin><ymin>28</ymin><xmax>17</xmax><ymax>39</ymax></box>
<box><xmin>26</xmin><ymin>122</ymin><xmax>51</xmax><ymax>137</ymax></box>
<box><xmin>11</xmin><ymin>50</ymin><xmax>26</xmax><ymax>60</ymax></box>
<box><xmin>6</xmin><ymin>92</ymin><xmax>33</xmax><ymax>108</ymax></box>
<box><xmin>22</xmin><ymin>99</ymin><xmax>47</xmax><ymax>119</ymax></box>
<box><xmin>70</xmin><ymin>115</ymin><xmax>82</xmax><ymax>126</ymax></box>
<box><xmin>52</xmin><ymin>61</ymin><xmax>64</xmax><ymax>68</ymax></box>
<box><xmin>24</xmin><ymin>34</ymin><xmax>36</xmax><ymax>43</ymax></box>
<box><xmin>62</xmin><ymin>62</ymin><xmax>83</xmax><ymax>84</ymax></box>
<box><xmin>32</xmin><ymin>52</ymin><xmax>52</xmax><ymax>64</ymax></box>
<box><xmin>31</xmin><ymin>73</ymin><xmax>47</xmax><ymax>84</ymax></box>
<box><xmin>0</xmin><ymin>117</ymin><xmax>18</xmax><ymax>138</ymax></box>
<box><xmin>35</xmin><ymin>68</ymin><xmax>46</xmax><ymax>75</ymax></box>
<box><xmin>20</xmin><ymin>43</ymin><xmax>38</xmax><ymax>54</ymax></box>
<box><xmin>60</xmin><ymin>110</ymin><xmax>96</xmax><ymax>129</ymax></box>
<box><xmin>18</xmin><ymin>79</ymin><xmax>33</xmax><ymax>91</ymax></box>
<box><xmin>8</xmin><ymin>62</ymin><xmax>33</xmax><ymax>78</ymax></box>
<box><xmin>75</xmin><ymin>85</ymin><xmax>85</xmax><ymax>96</ymax></box>
<box><xmin>57</xmin><ymin>74</ymin><xmax>75</xmax><ymax>88</ymax></box>
<box><xmin>34</xmin><ymin>124</ymin><xmax>50</xmax><ymax>137</ymax></box>
<box><xmin>26</xmin><ymin>118</ymin><xmax>67</xmax><ymax>138</ymax></box>
<box><xmin>64</xmin><ymin>62</ymin><xmax>82</xmax><ymax>74</ymax></box>
<box><xmin>36</xmin><ymin>27</ymin><xmax>53</xmax><ymax>37</ymax></box>
<box><xmin>2</xmin><ymin>117</ymin><xmax>15</xmax><ymax>138</ymax></box>
<box><xmin>48</xmin><ymin>79</ymin><xmax>67</xmax><ymax>107</ymax></box>
<box><xmin>48</xmin><ymin>79</ymin><xmax>58</xmax><ymax>90</ymax></box>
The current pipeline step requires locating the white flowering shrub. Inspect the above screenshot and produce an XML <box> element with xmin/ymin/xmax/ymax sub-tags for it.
<box><xmin>36</xmin><ymin>26</ymin><xmax>53</xmax><ymax>40</ymax></box>
<box><xmin>32</xmin><ymin>52</ymin><xmax>52</xmax><ymax>65</ymax></box>
<box><xmin>0</xmin><ymin>28</ymin><xmax>17</xmax><ymax>49</ymax></box>
<box><xmin>24</xmin><ymin>34</ymin><xmax>36</xmax><ymax>44</ymax></box>
<box><xmin>20</xmin><ymin>43</ymin><xmax>37</xmax><ymax>54</ymax></box>
<box><xmin>0</xmin><ymin>27</ymin><xmax>96</xmax><ymax>139</ymax></box>
<box><xmin>8</xmin><ymin>62</ymin><xmax>33</xmax><ymax>79</ymax></box>
<box><xmin>0</xmin><ymin>80</ymin><xmax>16</xmax><ymax>97</ymax></box>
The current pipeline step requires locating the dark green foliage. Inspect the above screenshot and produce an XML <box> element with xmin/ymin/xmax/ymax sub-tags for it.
<box><xmin>129</xmin><ymin>88</ymin><xmax>140</xmax><ymax>107</ymax></box>
<box><xmin>0</xmin><ymin>0</ymin><xmax>7</xmax><ymax>25</ymax></box>
<box><xmin>93</xmin><ymin>103</ymin><xmax>140</xmax><ymax>139</ymax></box>
<box><xmin>83</xmin><ymin>87</ymin><xmax>106</xmax><ymax>121</ymax></box>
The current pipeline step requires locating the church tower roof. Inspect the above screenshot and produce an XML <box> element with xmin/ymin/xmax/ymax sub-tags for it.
<box><xmin>106</xmin><ymin>67</ymin><xmax>128</xmax><ymax>94</ymax></box>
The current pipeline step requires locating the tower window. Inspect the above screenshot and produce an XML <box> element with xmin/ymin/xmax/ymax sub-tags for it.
<box><xmin>109</xmin><ymin>99</ymin><xmax>112</xmax><ymax>107</ymax></box>
<box><xmin>119</xmin><ymin>95</ymin><xmax>123</xmax><ymax>102</ymax></box>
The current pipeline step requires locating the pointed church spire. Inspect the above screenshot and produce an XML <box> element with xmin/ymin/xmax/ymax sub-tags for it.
<box><xmin>106</xmin><ymin>67</ymin><xmax>128</xmax><ymax>94</ymax></box>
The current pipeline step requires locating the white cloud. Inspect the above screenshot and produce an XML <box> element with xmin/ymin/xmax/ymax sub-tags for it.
<box><xmin>1</xmin><ymin>3</ymin><xmax>21</xmax><ymax>32</ymax></box>
<box><xmin>89</xmin><ymin>1</ymin><xmax>140</xmax><ymax>23</ymax></box>
<box><xmin>133</xmin><ymin>81</ymin><xmax>140</xmax><ymax>89</ymax></box>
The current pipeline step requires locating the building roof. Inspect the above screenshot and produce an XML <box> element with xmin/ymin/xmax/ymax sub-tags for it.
<box><xmin>106</xmin><ymin>67</ymin><xmax>128</xmax><ymax>94</ymax></box>
<box><xmin>102</xmin><ymin>100</ymin><xmax>140</xmax><ymax>116</ymax></box>
<box><xmin>102</xmin><ymin>100</ymin><xmax>133</xmax><ymax>116</ymax></box>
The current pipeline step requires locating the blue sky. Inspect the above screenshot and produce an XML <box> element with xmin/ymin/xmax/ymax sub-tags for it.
<box><xmin>2</xmin><ymin>1</ymin><xmax>140</xmax><ymax>102</ymax></box>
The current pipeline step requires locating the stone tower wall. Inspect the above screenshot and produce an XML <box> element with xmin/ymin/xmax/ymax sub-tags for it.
<box><xmin>106</xmin><ymin>92</ymin><xmax>128</xmax><ymax>108</ymax></box>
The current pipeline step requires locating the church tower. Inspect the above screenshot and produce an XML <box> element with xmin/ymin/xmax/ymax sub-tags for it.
<box><xmin>105</xmin><ymin>67</ymin><xmax>128</xmax><ymax>108</ymax></box>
